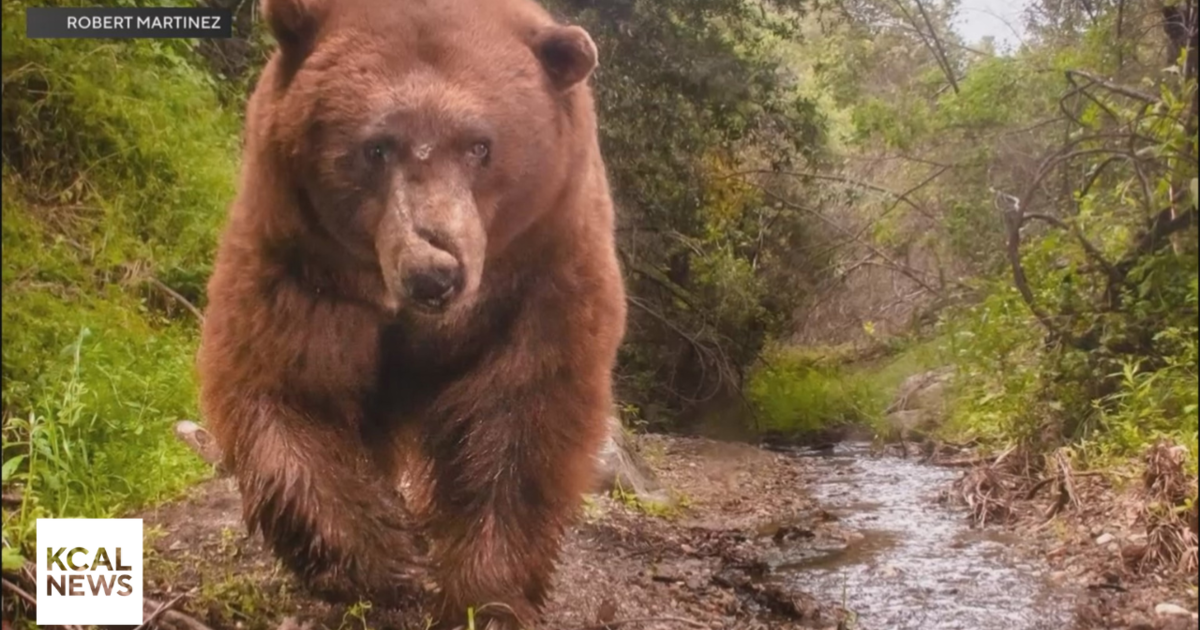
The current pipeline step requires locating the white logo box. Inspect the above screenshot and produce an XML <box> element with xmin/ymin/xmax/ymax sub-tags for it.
<box><xmin>36</xmin><ymin>518</ymin><xmax>144</xmax><ymax>626</ymax></box>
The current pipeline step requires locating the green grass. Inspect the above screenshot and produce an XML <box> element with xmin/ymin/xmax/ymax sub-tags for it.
<box><xmin>745</xmin><ymin>347</ymin><xmax>872</xmax><ymax>435</ymax></box>
<box><xmin>1</xmin><ymin>0</ymin><xmax>241</xmax><ymax>567</ymax></box>
<box><xmin>750</xmin><ymin>292</ymin><xmax>1197</xmax><ymax>481</ymax></box>
<box><xmin>744</xmin><ymin>339</ymin><xmax>944</xmax><ymax>437</ymax></box>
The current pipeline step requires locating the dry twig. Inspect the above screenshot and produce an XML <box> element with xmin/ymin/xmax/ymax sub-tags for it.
<box><xmin>1</xmin><ymin>577</ymin><xmax>37</xmax><ymax>609</ymax></box>
<box><xmin>1132</xmin><ymin>440</ymin><xmax>1199</xmax><ymax>576</ymax></box>
<box><xmin>955</xmin><ymin>465</ymin><xmax>1011</xmax><ymax>526</ymax></box>
<box><xmin>146</xmin><ymin>277</ymin><xmax>205</xmax><ymax>323</ymax></box>
<box><xmin>1039</xmin><ymin>449</ymin><xmax>1082</xmax><ymax>524</ymax></box>
<box><xmin>566</xmin><ymin>615</ymin><xmax>711</xmax><ymax>630</ymax></box>
<box><xmin>136</xmin><ymin>593</ymin><xmax>188</xmax><ymax>630</ymax></box>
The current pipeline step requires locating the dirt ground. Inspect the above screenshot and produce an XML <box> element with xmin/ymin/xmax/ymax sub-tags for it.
<box><xmin>4</xmin><ymin>431</ymin><xmax>1197</xmax><ymax>630</ymax></box>
<box><xmin>136</xmin><ymin>435</ymin><xmax>851</xmax><ymax>630</ymax></box>
<box><xmin>993</xmin><ymin>467</ymin><xmax>1199</xmax><ymax>630</ymax></box>
<box><xmin>127</xmin><ymin>435</ymin><xmax>1200</xmax><ymax>630</ymax></box>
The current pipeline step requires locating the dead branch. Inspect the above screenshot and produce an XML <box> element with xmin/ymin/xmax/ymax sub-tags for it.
<box><xmin>757</xmin><ymin>189</ymin><xmax>943</xmax><ymax>296</ymax></box>
<box><xmin>146</xmin><ymin>277</ymin><xmax>205</xmax><ymax>324</ymax></box>
<box><xmin>1065</xmin><ymin>70</ymin><xmax>1160</xmax><ymax>104</ymax></box>
<box><xmin>1133</xmin><ymin>440</ymin><xmax>1199</xmax><ymax>576</ymax></box>
<box><xmin>617</xmin><ymin>248</ymin><xmax>701</xmax><ymax>312</ymax></box>
<box><xmin>1025</xmin><ymin>471</ymin><xmax>1107</xmax><ymax>500</ymax></box>
<box><xmin>809</xmin><ymin>164</ymin><xmax>952</xmax><ymax>262</ymax></box>
<box><xmin>725</xmin><ymin>168</ymin><xmax>937</xmax><ymax>221</ymax></box>
<box><xmin>566</xmin><ymin>615</ymin><xmax>711</xmax><ymax>630</ymax></box>
<box><xmin>624</xmin><ymin>295</ymin><xmax>738</xmax><ymax>406</ymax></box>
<box><xmin>913</xmin><ymin>0</ymin><xmax>960</xmax><ymax>93</ymax></box>
<box><xmin>1</xmin><ymin>577</ymin><xmax>36</xmax><ymax>609</ymax></box>
<box><xmin>888</xmin><ymin>0</ymin><xmax>960</xmax><ymax>94</ymax></box>
<box><xmin>1040</xmin><ymin>449</ymin><xmax>1081</xmax><ymax>524</ymax></box>
<box><xmin>954</xmin><ymin>466</ymin><xmax>1012</xmax><ymax>526</ymax></box>
<box><xmin>136</xmin><ymin>593</ymin><xmax>188</xmax><ymax>630</ymax></box>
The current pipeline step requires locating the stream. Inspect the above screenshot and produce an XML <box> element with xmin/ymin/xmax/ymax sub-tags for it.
<box><xmin>765</xmin><ymin>441</ymin><xmax>1077</xmax><ymax>630</ymax></box>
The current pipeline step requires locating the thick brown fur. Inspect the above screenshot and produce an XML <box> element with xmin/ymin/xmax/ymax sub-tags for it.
<box><xmin>195</xmin><ymin>0</ymin><xmax>626</xmax><ymax>627</ymax></box>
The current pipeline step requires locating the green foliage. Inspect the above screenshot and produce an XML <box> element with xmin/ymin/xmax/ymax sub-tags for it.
<box><xmin>2</xmin><ymin>0</ymin><xmax>238</xmax><ymax>562</ymax></box>
<box><xmin>609</xmin><ymin>481</ymin><xmax>688</xmax><ymax>520</ymax></box>
<box><xmin>938</xmin><ymin>284</ymin><xmax>1049</xmax><ymax>444</ymax></box>
<box><xmin>941</xmin><ymin>266</ymin><xmax>1198</xmax><ymax>472</ymax></box>
<box><xmin>546</xmin><ymin>0</ymin><xmax>829</xmax><ymax>422</ymax></box>
<box><xmin>1080</xmin><ymin>263</ymin><xmax>1199</xmax><ymax>470</ymax></box>
<box><xmin>744</xmin><ymin>336</ymin><xmax>947</xmax><ymax>439</ymax></box>
<box><xmin>745</xmin><ymin>346</ymin><xmax>882</xmax><ymax>435</ymax></box>
<box><xmin>782</xmin><ymin>0</ymin><xmax>1200</xmax><ymax>478</ymax></box>
<box><xmin>935</xmin><ymin>38</ymin><xmax>1199</xmax><ymax>466</ymax></box>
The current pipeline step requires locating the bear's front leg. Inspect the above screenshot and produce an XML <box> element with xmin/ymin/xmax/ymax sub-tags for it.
<box><xmin>421</xmin><ymin>368</ymin><xmax>610</xmax><ymax>629</ymax></box>
<box><xmin>221</xmin><ymin>397</ymin><xmax>432</xmax><ymax>605</ymax></box>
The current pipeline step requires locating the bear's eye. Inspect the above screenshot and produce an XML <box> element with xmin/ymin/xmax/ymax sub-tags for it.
<box><xmin>364</xmin><ymin>140</ymin><xmax>392</xmax><ymax>165</ymax></box>
<box><xmin>468</xmin><ymin>141</ymin><xmax>490</xmax><ymax>163</ymax></box>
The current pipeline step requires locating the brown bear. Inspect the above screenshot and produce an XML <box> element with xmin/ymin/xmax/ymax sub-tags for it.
<box><xmin>194</xmin><ymin>0</ymin><xmax>627</xmax><ymax>627</ymax></box>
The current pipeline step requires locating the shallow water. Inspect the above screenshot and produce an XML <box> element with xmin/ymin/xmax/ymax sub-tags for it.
<box><xmin>768</xmin><ymin>442</ymin><xmax>1076</xmax><ymax>630</ymax></box>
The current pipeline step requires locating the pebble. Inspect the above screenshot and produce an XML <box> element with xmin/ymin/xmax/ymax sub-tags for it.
<box><xmin>878</xmin><ymin>564</ymin><xmax>903</xmax><ymax>578</ymax></box>
<box><xmin>1155</xmin><ymin>603</ymin><xmax>1193</xmax><ymax>617</ymax></box>
<box><xmin>1095</xmin><ymin>533</ymin><xmax>1115</xmax><ymax>546</ymax></box>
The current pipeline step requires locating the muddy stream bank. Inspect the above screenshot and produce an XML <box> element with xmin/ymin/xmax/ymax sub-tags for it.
<box><xmin>129</xmin><ymin>433</ymin><xmax>1094</xmax><ymax>630</ymax></box>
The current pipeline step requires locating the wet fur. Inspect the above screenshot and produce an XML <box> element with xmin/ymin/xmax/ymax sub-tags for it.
<box><xmin>196</xmin><ymin>0</ymin><xmax>626</xmax><ymax>626</ymax></box>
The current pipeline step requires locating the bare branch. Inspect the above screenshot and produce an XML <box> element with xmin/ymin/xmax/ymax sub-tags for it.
<box><xmin>617</xmin><ymin>248</ymin><xmax>701</xmax><ymax>313</ymax></box>
<box><xmin>914</xmin><ymin>0</ymin><xmax>961</xmax><ymax>93</ymax></box>
<box><xmin>757</xmin><ymin>188</ymin><xmax>943</xmax><ymax>296</ymax></box>
<box><xmin>146</xmin><ymin>277</ymin><xmax>205</xmax><ymax>323</ymax></box>
<box><xmin>566</xmin><ymin>614</ymin><xmax>710</xmax><ymax>630</ymax></box>
<box><xmin>136</xmin><ymin>593</ymin><xmax>189</xmax><ymax>630</ymax></box>
<box><xmin>1065</xmin><ymin>69</ymin><xmax>1160</xmax><ymax>104</ymax></box>
<box><xmin>888</xmin><ymin>0</ymin><xmax>961</xmax><ymax>93</ymax></box>
<box><xmin>1021</xmin><ymin>213</ymin><xmax>1118</xmax><ymax>278</ymax></box>
<box><xmin>729</xmin><ymin>169</ymin><xmax>937</xmax><ymax>221</ymax></box>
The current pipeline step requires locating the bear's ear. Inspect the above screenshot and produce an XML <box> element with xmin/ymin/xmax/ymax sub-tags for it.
<box><xmin>262</xmin><ymin>0</ymin><xmax>326</xmax><ymax>60</ymax></box>
<box><xmin>532</xmin><ymin>25</ymin><xmax>598</xmax><ymax>91</ymax></box>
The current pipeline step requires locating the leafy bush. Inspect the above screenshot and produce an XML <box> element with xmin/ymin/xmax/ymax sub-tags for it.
<box><xmin>745</xmin><ymin>346</ymin><xmax>883</xmax><ymax>435</ymax></box>
<box><xmin>1</xmin><ymin>0</ymin><xmax>240</xmax><ymax>561</ymax></box>
<box><xmin>937</xmin><ymin>284</ymin><xmax>1052</xmax><ymax>444</ymax></box>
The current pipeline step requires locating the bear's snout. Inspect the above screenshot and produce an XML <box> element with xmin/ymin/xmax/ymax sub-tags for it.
<box><xmin>394</xmin><ymin>227</ymin><xmax>468</xmax><ymax>313</ymax></box>
<box><xmin>403</xmin><ymin>259</ymin><xmax>465</xmax><ymax>311</ymax></box>
<box><xmin>374</xmin><ymin>186</ymin><xmax>484</xmax><ymax>317</ymax></box>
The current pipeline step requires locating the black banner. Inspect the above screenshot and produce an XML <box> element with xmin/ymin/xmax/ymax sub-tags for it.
<box><xmin>26</xmin><ymin>7</ymin><xmax>233</xmax><ymax>39</ymax></box>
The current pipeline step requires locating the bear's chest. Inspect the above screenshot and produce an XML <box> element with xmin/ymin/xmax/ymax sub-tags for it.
<box><xmin>367</xmin><ymin>286</ymin><xmax>525</xmax><ymax>415</ymax></box>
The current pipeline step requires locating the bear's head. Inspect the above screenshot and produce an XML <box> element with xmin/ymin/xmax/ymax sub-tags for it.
<box><xmin>254</xmin><ymin>0</ymin><xmax>600</xmax><ymax>317</ymax></box>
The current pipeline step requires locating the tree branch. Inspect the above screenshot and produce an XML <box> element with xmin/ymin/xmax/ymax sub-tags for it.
<box><xmin>730</xmin><ymin>169</ymin><xmax>937</xmax><ymax>220</ymax></box>
<box><xmin>1065</xmin><ymin>69</ymin><xmax>1160</xmax><ymax>104</ymax></box>
<box><xmin>757</xmin><ymin>188</ymin><xmax>943</xmax><ymax>296</ymax></box>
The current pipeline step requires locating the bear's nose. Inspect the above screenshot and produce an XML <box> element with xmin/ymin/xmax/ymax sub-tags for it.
<box><xmin>403</xmin><ymin>263</ymin><xmax>464</xmax><ymax>310</ymax></box>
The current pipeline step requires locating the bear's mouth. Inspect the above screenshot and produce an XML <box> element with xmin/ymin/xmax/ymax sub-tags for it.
<box><xmin>406</xmin><ymin>296</ymin><xmax>454</xmax><ymax>315</ymax></box>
